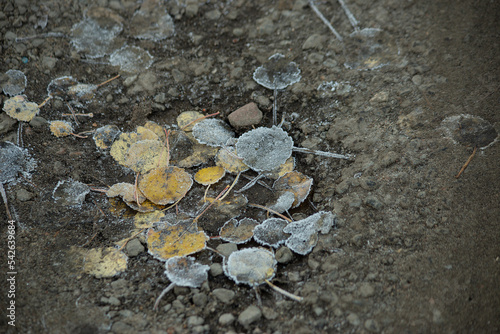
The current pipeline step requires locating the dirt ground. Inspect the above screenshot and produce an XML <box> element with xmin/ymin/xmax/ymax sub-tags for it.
<box><xmin>1</xmin><ymin>0</ymin><xmax>499</xmax><ymax>333</ymax></box>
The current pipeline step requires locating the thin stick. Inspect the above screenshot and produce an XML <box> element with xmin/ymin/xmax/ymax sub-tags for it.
<box><xmin>273</xmin><ymin>89</ymin><xmax>278</xmax><ymax>126</ymax></box>
<box><xmin>134</xmin><ymin>172</ymin><xmax>141</xmax><ymax>207</ymax></box>
<box><xmin>154</xmin><ymin>282</ymin><xmax>176</xmax><ymax>311</ymax></box>
<box><xmin>236</xmin><ymin>173</ymin><xmax>265</xmax><ymax>193</ymax></box>
<box><xmin>193</xmin><ymin>185</ymin><xmax>230</xmax><ymax>222</ymax></box>
<box><xmin>248</xmin><ymin>203</ymin><xmax>292</xmax><ymax>222</ymax></box>
<box><xmin>293</xmin><ymin>146</ymin><xmax>353</xmax><ymax>160</ymax></box>
<box><xmin>455</xmin><ymin>146</ymin><xmax>477</xmax><ymax>179</ymax></box>
<box><xmin>0</xmin><ymin>183</ymin><xmax>13</xmax><ymax>221</ymax></box>
<box><xmin>62</xmin><ymin>113</ymin><xmax>93</xmax><ymax>117</ymax></box>
<box><xmin>308</xmin><ymin>0</ymin><xmax>343</xmax><ymax>41</ymax></box>
<box><xmin>38</xmin><ymin>96</ymin><xmax>52</xmax><ymax>108</ymax></box>
<box><xmin>219</xmin><ymin>172</ymin><xmax>241</xmax><ymax>201</ymax></box>
<box><xmin>70</xmin><ymin>132</ymin><xmax>88</xmax><ymax>139</ymax></box>
<box><xmin>265</xmin><ymin>279</ymin><xmax>303</xmax><ymax>302</ymax></box>
<box><xmin>96</xmin><ymin>74</ymin><xmax>120</xmax><ymax>88</ymax></box>
<box><xmin>338</xmin><ymin>0</ymin><xmax>360</xmax><ymax>32</ymax></box>
<box><xmin>180</xmin><ymin>112</ymin><xmax>220</xmax><ymax>131</ymax></box>
<box><xmin>66</xmin><ymin>103</ymin><xmax>79</xmax><ymax>124</ymax></box>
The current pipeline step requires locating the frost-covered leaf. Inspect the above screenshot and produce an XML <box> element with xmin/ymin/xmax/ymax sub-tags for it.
<box><xmin>3</xmin><ymin>95</ymin><xmax>39</xmax><ymax>122</ymax></box>
<box><xmin>273</xmin><ymin>171</ymin><xmax>313</xmax><ymax>208</ymax></box>
<box><xmin>110</xmin><ymin>45</ymin><xmax>153</xmax><ymax>73</ymax></box>
<box><xmin>123</xmin><ymin>139</ymin><xmax>169</xmax><ymax>173</ymax></box>
<box><xmin>147</xmin><ymin>221</ymin><xmax>208</xmax><ymax>260</ymax></box>
<box><xmin>0</xmin><ymin>142</ymin><xmax>28</xmax><ymax>184</ymax></box>
<box><xmin>223</xmin><ymin>248</ymin><xmax>276</xmax><ymax>286</ymax></box>
<box><xmin>192</xmin><ymin>119</ymin><xmax>235</xmax><ymax>147</ymax></box>
<box><xmin>3</xmin><ymin>69</ymin><xmax>27</xmax><ymax>96</ymax></box>
<box><xmin>253</xmin><ymin>218</ymin><xmax>290</xmax><ymax>248</ymax></box>
<box><xmin>110</xmin><ymin>127</ymin><xmax>159</xmax><ymax>166</ymax></box>
<box><xmin>220</xmin><ymin>218</ymin><xmax>258</xmax><ymax>244</ymax></box>
<box><xmin>264</xmin><ymin>157</ymin><xmax>295</xmax><ymax>179</ymax></box>
<box><xmin>253</xmin><ymin>53</ymin><xmax>301</xmax><ymax>90</ymax></box>
<box><xmin>93</xmin><ymin>125</ymin><xmax>121</xmax><ymax>149</ymax></box>
<box><xmin>267</xmin><ymin>191</ymin><xmax>295</xmax><ymax>213</ymax></box>
<box><xmin>165</xmin><ymin>256</ymin><xmax>209</xmax><ymax>288</ymax></box>
<box><xmin>235</xmin><ymin>126</ymin><xmax>293</xmax><ymax>172</ymax></box>
<box><xmin>52</xmin><ymin>179</ymin><xmax>90</xmax><ymax>207</ymax></box>
<box><xmin>215</xmin><ymin>146</ymin><xmax>249</xmax><ymax>174</ymax></box>
<box><xmin>49</xmin><ymin>120</ymin><xmax>74</xmax><ymax>137</ymax></box>
<box><xmin>139</xmin><ymin>166</ymin><xmax>193</xmax><ymax>205</ymax></box>
<box><xmin>71</xmin><ymin>15</ymin><xmax>123</xmax><ymax>58</ymax></box>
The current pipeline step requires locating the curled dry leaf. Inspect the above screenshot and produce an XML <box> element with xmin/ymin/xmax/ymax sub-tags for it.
<box><xmin>273</xmin><ymin>171</ymin><xmax>313</xmax><ymax>208</ymax></box>
<box><xmin>107</xmin><ymin>182</ymin><xmax>146</xmax><ymax>204</ymax></box>
<box><xmin>139</xmin><ymin>166</ymin><xmax>193</xmax><ymax>205</ymax></box>
<box><xmin>220</xmin><ymin>217</ymin><xmax>259</xmax><ymax>244</ymax></box>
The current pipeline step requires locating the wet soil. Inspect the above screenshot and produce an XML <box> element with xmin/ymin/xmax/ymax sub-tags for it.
<box><xmin>1</xmin><ymin>0</ymin><xmax>499</xmax><ymax>333</ymax></box>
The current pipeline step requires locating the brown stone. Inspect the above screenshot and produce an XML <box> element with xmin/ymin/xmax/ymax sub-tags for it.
<box><xmin>228</xmin><ymin>102</ymin><xmax>263</xmax><ymax>128</ymax></box>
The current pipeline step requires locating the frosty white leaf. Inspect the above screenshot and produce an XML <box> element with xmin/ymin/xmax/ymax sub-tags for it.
<box><xmin>223</xmin><ymin>248</ymin><xmax>276</xmax><ymax>287</ymax></box>
<box><xmin>235</xmin><ymin>126</ymin><xmax>293</xmax><ymax>172</ymax></box>
<box><xmin>129</xmin><ymin>8</ymin><xmax>175</xmax><ymax>41</ymax></box>
<box><xmin>283</xmin><ymin>211</ymin><xmax>336</xmax><ymax>255</ymax></box>
<box><xmin>253</xmin><ymin>218</ymin><xmax>290</xmax><ymax>248</ymax></box>
<box><xmin>110</xmin><ymin>45</ymin><xmax>154</xmax><ymax>73</ymax></box>
<box><xmin>3</xmin><ymin>69</ymin><xmax>27</xmax><ymax>96</ymax></box>
<box><xmin>253</xmin><ymin>53</ymin><xmax>301</xmax><ymax>90</ymax></box>
<box><xmin>52</xmin><ymin>179</ymin><xmax>90</xmax><ymax>207</ymax></box>
<box><xmin>267</xmin><ymin>191</ymin><xmax>295</xmax><ymax>213</ymax></box>
<box><xmin>192</xmin><ymin>119</ymin><xmax>235</xmax><ymax>147</ymax></box>
<box><xmin>71</xmin><ymin>17</ymin><xmax>123</xmax><ymax>58</ymax></box>
<box><xmin>220</xmin><ymin>217</ymin><xmax>258</xmax><ymax>244</ymax></box>
<box><xmin>165</xmin><ymin>256</ymin><xmax>209</xmax><ymax>288</ymax></box>
<box><xmin>0</xmin><ymin>142</ymin><xmax>27</xmax><ymax>183</ymax></box>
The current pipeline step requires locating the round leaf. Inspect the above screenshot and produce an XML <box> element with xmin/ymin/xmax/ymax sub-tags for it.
<box><xmin>139</xmin><ymin>166</ymin><xmax>193</xmax><ymax>205</ymax></box>
<box><xmin>3</xmin><ymin>95</ymin><xmax>39</xmax><ymax>122</ymax></box>
<box><xmin>223</xmin><ymin>248</ymin><xmax>277</xmax><ymax>287</ymax></box>
<box><xmin>194</xmin><ymin>166</ymin><xmax>226</xmax><ymax>185</ymax></box>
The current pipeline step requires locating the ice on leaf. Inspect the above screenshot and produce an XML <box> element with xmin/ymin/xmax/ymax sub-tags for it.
<box><xmin>134</xmin><ymin>210</ymin><xmax>165</xmax><ymax>229</ymax></box>
<box><xmin>223</xmin><ymin>248</ymin><xmax>277</xmax><ymax>286</ymax></box>
<box><xmin>83</xmin><ymin>247</ymin><xmax>128</xmax><ymax>278</ymax></box>
<box><xmin>253</xmin><ymin>218</ymin><xmax>290</xmax><ymax>248</ymax></box>
<box><xmin>267</xmin><ymin>191</ymin><xmax>295</xmax><ymax>214</ymax></box>
<box><xmin>283</xmin><ymin>211</ymin><xmax>336</xmax><ymax>255</ymax></box>
<box><xmin>0</xmin><ymin>142</ymin><xmax>30</xmax><ymax>183</ymax></box>
<box><xmin>52</xmin><ymin>179</ymin><xmax>90</xmax><ymax>207</ymax></box>
<box><xmin>129</xmin><ymin>2</ymin><xmax>175</xmax><ymax>41</ymax></box>
<box><xmin>215</xmin><ymin>146</ymin><xmax>249</xmax><ymax>174</ymax></box>
<box><xmin>3</xmin><ymin>95</ymin><xmax>39</xmax><ymax>122</ymax></box>
<box><xmin>344</xmin><ymin>29</ymin><xmax>400</xmax><ymax>70</ymax></box>
<box><xmin>110</xmin><ymin>45</ymin><xmax>153</xmax><ymax>73</ymax></box>
<box><xmin>139</xmin><ymin>166</ymin><xmax>193</xmax><ymax>205</ymax></box>
<box><xmin>110</xmin><ymin>127</ymin><xmax>159</xmax><ymax>167</ymax></box>
<box><xmin>253</xmin><ymin>53</ymin><xmax>301</xmax><ymax>90</ymax></box>
<box><xmin>194</xmin><ymin>166</ymin><xmax>225</xmax><ymax>186</ymax></box>
<box><xmin>235</xmin><ymin>126</ymin><xmax>293</xmax><ymax>172</ymax></box>
<box><xmin>3</xmin><ymin>69</ymin><xmax>27</xmax><ymax>96</ymax></box>
<box><xmin>71</xmin><ymin>13</ymin><xmax>123</xmax><ymax>58</ymax></box>
<box><xmin>165</xmin><ymin>256</ymin><xmax>209</xmax><ymax>288</ymax></box>
<box><xmin>177</xmin><ymin>111</ymin><xmax>203</xmax><ymax>131</ymax></box>
<box><xmin>147</xmin><ymin>221</ymin><xmax>208</xmax><ymax>260</ymax></box>
<box><xmin>273</xmin><ymin>171</ymin><xmax>313</xmax><ymax>208</ymax></box>
<box><xmin>47</xmin><ymin>76</ymin><xmax>97</xmax><ymax>102</ymax></box>
<box><xmin>192</xmin><ymin>119</ymin><xmax>235</xmax><ymax>147</ymax></box>
<box><xmin>49</xmin><ymin>120</ymin><xmax>74</xmax><ymax>137</ymax></box>
<box><xmin>93</xmin><ymin>125</ymin><xmax>121</xmax><ymax>149</ymax></box>
<box><xmin>441</xmin><ymin>114</ymin><xmax>498</xmax><ymax>149</ymax></box>
<box><xmin>220</xmin><ymin>218</ymin><xmax>259</xmax><ymax>244</ymax></box>
<box><xmin>264</xmin><ymin>156</ymin><xmax>295</xmax><ymax>179</ymax></box>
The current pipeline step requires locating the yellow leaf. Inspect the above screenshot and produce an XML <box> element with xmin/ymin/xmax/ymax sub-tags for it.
<box><xmin>82</xmin><ymin>247</ymin><xmax>128</xmax><ymax>278</ymax></box>
<box><xmin>147</xmin><ymin>222</ymin><xmax>208</xmax><ymax>260</ymax></box>
<box><xmin>215</xmin><ymin>147</ymin><xmax>249</xmax><ymax>174</ymax></box>
<box><xmin>264</xmin><ymin>157</ymin><xmax>295</xmax><ymax>179</ymax></box>
<box><xmin>273</xmin><ymin>171</ymin><xmax>313</xmax><ymax>208</ymax></box>
<box><xmin>139</xmin><ymin>166</ymin><xmax>193</xmax><ymax>205</ymax></box>
<box><xmin>50</xmin><ymin>120</ymin><xmax>73</xmax><ymax>137</ymax></box>
<box><xmin>177</xmin><ymin>111</ymin><xmax>203</xmax><ymax>131</ymax></box>
<box><xmin>93</xmin><ymin>125</ymin><xmax>121</xmax><ymax>149</ymax></box>
<box><xmin>110</xmin><ymin>127</ymin><xmax>159</xmax><ymax>166</ymax></box>
<box><xmin>194</xmin><ymin>166</ymin><xmax>225</xmax><ymax>185</ymax></box>
<box><xmin>3</xmin><ymin>95</ymin><xmax>39</xmax><ymax>122</ymax></box>
<box><xmin>143</xmin><ymin>121</ymin><xmax>166</xmax><ymax>141</ymax></box>
<box><xmin>124</xmin><ymin>140</ymin><xmax>169</xmax><ymax>173</ymax></box>
<box><xmin>134</xmin><ymin>210</ymin><xmax>165</xmax><ymax>229</ymax></box>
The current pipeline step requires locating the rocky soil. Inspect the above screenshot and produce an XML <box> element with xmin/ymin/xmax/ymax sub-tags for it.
<box><xmin>0</xmin><ymin>0</ymin><xmax>499</xmax><ymax>333</ymax></box>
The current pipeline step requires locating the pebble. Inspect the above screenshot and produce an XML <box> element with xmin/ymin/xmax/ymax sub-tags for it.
<box><xmin>125</xmin><ymin>238</ymin><xmax>144</xmax><ymax>257</ymax></box>
<box><xmin>209</xmin><ymin>263</ymin><xmax>223</xmax><ymax>277</ymax></box>
<box><xmin>29</xmin><ymin>117</ymin><xmax>48</xmax><ymax>129</ymax></box>
<box><xmin>42</xmin><ymin>56</ymin><xmax>57</xmax><ymax>70</ymax></box>
<box><xmin>228</xmin><ymin>102</ymin><xmax>263</xmax><ymax>128</ymax></box>
<box><xmin>187</xmin><ymin>315</ymin><xmax>204</xmax><ymax>326</ymax></box>
<box><xmin>364</xmin><ymin>196</ymin><xmax>383</xmax><ymax>210</ymax></box>
<box><xmin>219</xmin><ymin>313</ymin><xmax>235</xmax><ymax>326</ymax></box>
<box><xmin>358</xmin><ymin>283</ymin><xmax>375</xmax><ymax>297</ymax></box>
<box><xmin>111</xmin><ymin>321</ymin><xmax>133</xmax><ymax>333</ymax></box>
<box><xmin>212</xmin><ymin>288</ymin><xmax>235</xmax><ymax>304</ymax></box>
<box><xmin>16</xmin><ymin>188</ymin><xmax>34</xmax><ymax>201</ymax></box>
<box><xmin>192</xmin><ymin>292</ymin><xmax>208</xmax><ymax>307</ymax></box>
<box><xmin>369</xmin><ymin>91</ymin><xmax>389</xmax><ymax>103</ymax></box>
<box><xmin>347</xmin><ymin>313</ymin><xmax>361</xmax><ymax>326</ymax></box>
<box><xmin>275</xmin><ymin>246</ymin><xmax>293</xmax><ymax>263</ymax></box>
<box><xmin>262</xmin><ymin>306</ymin><xmax>278</xmax><ymax>320</ymax></box>
<box><xmin>255</xmin><ymin>17</ymin><xmax>275</xmax><ymax>36</ymax></box>
<box><xmin>101</xmin><ymin>296</ymin><xmax>121</xmax><ymax>306</ymax></box>
<box><xmin>238</xmin><ymin>305</ymin><xmax>262</xmax><ymax>327</ymax></box>
<box><xmin>412</xmin><ymin>75</ymin><xmax>423</xmax><ymax>86</ymax></box>
<box><xmin>0</xmin><ymin>111</ymin><xmax>17</xmax><ymax>134</ymax></box>
<box><xmin>302</xmin><ymin>34</ymin><xmax>326</xmax><ymax>50</ymax></box>
<box><xmin>364</xmin><ymin>319</ymin><xmax>381</xmax><ymax>332</ymax></box>
<box><xmin>205</xmin><ymin>9</ymin><xmax>221</xmax><ymax>20</ymax></box>
<box><xmin>216</xmin><ymin>243</ymin><xmax>237</xmax><ymax>257</ymax></box>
